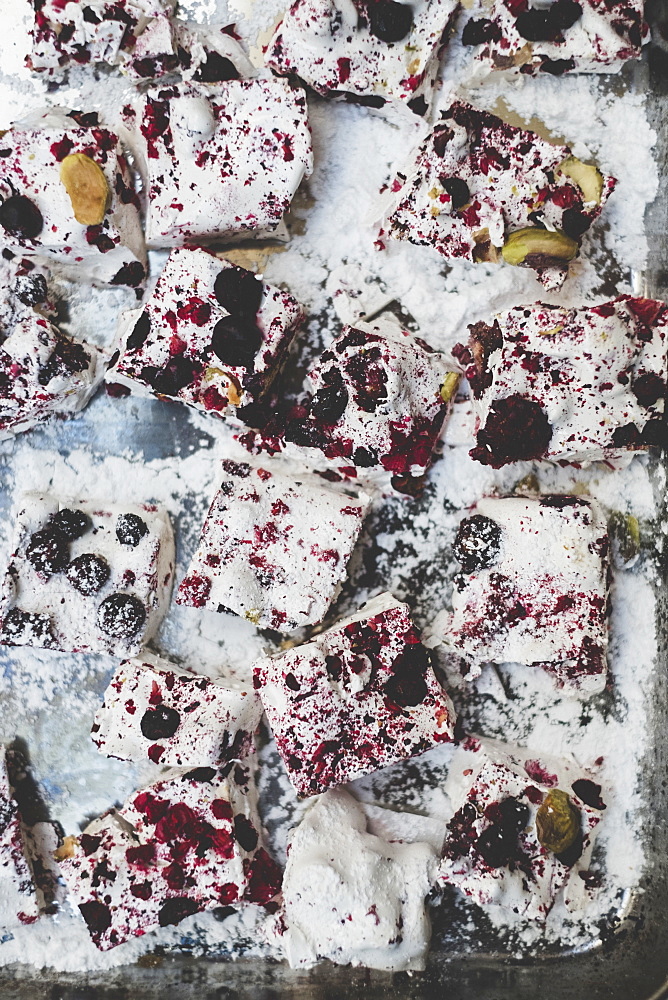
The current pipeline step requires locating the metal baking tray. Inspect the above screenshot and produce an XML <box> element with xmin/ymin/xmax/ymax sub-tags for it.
<box><xmin>0</xmin><ymin>0</ymin><xmax>668</xmax><ymax>996</ymax></box>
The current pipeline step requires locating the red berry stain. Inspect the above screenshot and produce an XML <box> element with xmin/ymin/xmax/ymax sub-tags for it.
<box><xmin>50</xmin><ymin>136</ymin><xmax>74</xmax><ymax>161</ymax></box>
<box><xmin>179</xmin><ymin>572</ymin><xmax>212</xmax><ymax>608</ymax></box>
<box><xmin>177</xmin><ymin>297</ymin><xmax>212</xmax><ymax>326</ymax></box>
<box><xmin>524</xmin><ymin>760</ymin><xmax>558</xmax><ymax>786</ymax></box>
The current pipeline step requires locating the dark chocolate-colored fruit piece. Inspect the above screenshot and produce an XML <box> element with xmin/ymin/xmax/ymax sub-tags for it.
<box><xmin>367</xmin><ymin>0</ymin><xmax>414</xmax><ymax>43</ymax></box>
<box><xmin>115</xmin><ymin>513</ymin><xmax>149</xmax><ymax>547</ymax></box>
<box><xmin>49</xmin><ymin>508</ymin><xmax>91</xmax><ymax>540</ymax></box>
<box><xmin>97</xmin><ymin>594</ymin><xmax>146</xmax><ymax>638</ymax></box>
<box><xmin>140</xmin><ymin>705</ymin><xmax>181</xmax><ymax>740</ymax></box>
<box><xmin>210</xmin><ymin>317</ymin><xmax>263</xmax><ymax>369</ymax></box>
<box><xmin>26</xmin><ymin>528</ymin><xmax>70</xmax><ymax>578</ymax></box>
<box><xmin>310</xmin><ymin>370</ymin><xmax>349</xmax><ymax>424</ymax></box>
<box><xmin>194</xmin><ymin>52</ymin><xmax>240</xmax><ymax>82</ymax></box>
<box><xmin>67</xmin><ymin>553</ymin><xmax>110</xmax><ymax>595</ymax></box>
<box><xmin>126</xmin><ymin>311</ymin><xmax>151</xmax><ymax>352</ymax></box>
<box><xmin>214</xmin><ymin>268</ymin><xmax>263</xmax><ymax>317</ymax></box>
<box><xmin>454</xmin><ymin>514</ymin><xmax>502</xmax><ymax>573</ymax></box>
<box><xmin>471</xmin><ymin>395</ymin><xmax>552</xmax><ymax>467</ymax></box>
<box><xmin>440</xmin><ymin>176</ymin><xmax>470</xmax><ymax>210</ymax></box>
<box><xmin>0</xmin><ymin>196</ymin><xmax>44</xmax><ymax>239</ymax></box>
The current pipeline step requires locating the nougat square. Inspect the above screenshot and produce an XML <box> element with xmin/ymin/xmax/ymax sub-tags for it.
<box><xmin>0</xmin><ymin>494</ymin><xmax>174</xmax><ymax>656</ymax></box>
<box><xmin>253</xmin><ymin>593</ymin><xmax>456</xmax><ymax>796</ymax></box>
<box><xmin>177</xmin><ymin>461</ymin><xmax>370</xmax><ymax>632</ymax></box>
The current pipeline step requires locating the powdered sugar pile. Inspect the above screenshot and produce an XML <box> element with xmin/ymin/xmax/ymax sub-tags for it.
<box><xmin>0</xmin><ymin>0</ymin><xmax>663</xmax><ymax>974</ymax></box>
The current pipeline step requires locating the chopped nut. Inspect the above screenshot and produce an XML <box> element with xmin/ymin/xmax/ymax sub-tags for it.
<box><xmin>557</xmin><ymin>156</ymin><xmax>604</xmax><ymax>206</ymax></box>
<box><xmin>60</xmin><ymin>153</ymin><xmax>110</xmax><ymax>226</ymax></box>
<box><xmin>501</xmin><ymin>227</ymin><xmax>578</xmax><ymax>268</ymax></box>
<box><xmin>536</xmin><ymin>789</ymin><xmax>580</xmax><ymax>854</ymax></box>
<box><xmin>609</xmin><ymin>511</ymin><xmax>640</xmax><ymax>566</ymax></box>
<box><xmin>440</xmin><ymin>371</ymin><xmax>460</xmax><ymax>403</ymax></box>
<box><xmin>54</xmin><ymin>834</ymin><xmax>78</xmax><ymax>861</ymax></box>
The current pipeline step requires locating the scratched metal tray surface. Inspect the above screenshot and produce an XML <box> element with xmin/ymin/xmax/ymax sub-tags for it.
<box><xmin>0</xmin><ymin>2</ymin><xmax>667</xmax><ymax>998</ymax></box>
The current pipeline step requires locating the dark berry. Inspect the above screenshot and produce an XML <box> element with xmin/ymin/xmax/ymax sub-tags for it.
<box><xmin>210</xmin><ymin>316</ymin><xmax>263</xmax><ymax>369</ymax></box>
<box><xmin>353</xmin><ymin>446</ymin><xmax>378</xmax><ymax>467</ymax></box>
<box><xmin>549</xmin><ymin>0</ymin><xmax>582</xmax><ymax>31</ymax></box>
<box><xmin>475</xmin><ymin>825</ymin><xmax>515</xmax><ymax>868</ymax></box>
<box><xmin>640</xmin><ymin>420</ymin><xmax>667</xmax><ymax>447</ymax></box>
<box><xmin>454</xmin><ymin>514</ymin><xmax>502</xmax><ymax>573</ymax></box>
<box><xmin>67</xmin><ymin>553</ymin><xmax>110</xmax><ymax>595</ymax></box>
<box><xmin>0</xmin><ymin>196</ymin><xmax>44</xmax><ymax>239</ymax></box>
<box><xmin>126</xmin><ymin>311</ymin><xmax>151</xmax><ymax>352</ymax></box>
<box><xmin>214</xmin><ymin>267</ymin><xmax>263</xmax><ymax>317</ymax></box>
<box><xmin>571</xmin><ymin>779</ymin><xmax>605</xmax><ymax>810</ymax></box>
<box><xmin>194</xmin><ymin>51</ymin><xmax>240</xmax><ymax>82</ymax></box>
<box><xmin>140</xmin><ymin>705</ymin><xmax>181</xmax><ymax>740</ymax></box>
<box><xmin>1</xmin><ymin>608</ymin><xmax>53</xmax><ymax>644</ymax></box>
<box><xmin>367</xmin><ymin>0</ymin><xmax>414</xmax><ymax>43</ymax></box>
<box><xmin>496</xmin><ymin>796</ymin><xmax>530</xmax><ymax>832</ymax></box>
<box><xmin>150</xmin><ymin>355</ymin><xmax>199</xmax><ymax>395</ymax></box>
<box><xmin>310</xmin><ymin>370</ymin><xmax>349</xmax><ymax>424</ymax></box>
<box><xmin>515</xmin><ymin>8</ymin><xmax>555</xmax><ymax>41</ymax></box>
<box><xmin>157</xmin><ymin>897</ymin><xmax>201</xmax><ymax>927</ymax></box>
<box><xmin>26</xmin><ymin>528</ymin><xmax>70</xmax><ymax>578</ymax></box>
<box><xmin>384</xmin><ymin>644</ymin><xmax>430</xmax><ymax>707</ymax></box>
<box><xmin>540</xmin><ymin>57</ymin><xmax>575</xmax><ymax>75</ymax></box>
<box><xmin>115</xmin><ymin>513</ymin><xmax>148</xmax><ymax>547</ymax></box>
<box><xmin>632</xmin><ymin>372</ymin><xmax>665</xmax><ymax>408</ymax></box>
<box><xmin>561</xmin><ymin>207</ymin><xmax>590</xmax><ymax>240</ymax></box>
<box><xmin>407</xmin><ymin>95</ymin><xmax>428</xmax><ymax>117</ymax></box>
<box><xmin>49</xmin><ymin>508</ymin><xmax>91</xmax><ymax>540</ymax></box>
<box><xmin>462</xmin><ymin>17</ymin><xmax>499</xmax><ymax>45</ymax></box>
<box><xmin>439</xmin><ymin>176</ymin><xmax>470</xmax><ymax>210</ymax></box>
<box><xmin>471</xmin><ymin>394</ymin><xmax>552</xmax><ymax>467</ymax></box>
<box><xmin>234</xmin><ymin>814</ymin><xmax>259</xmax><ymax>852</ymax></box>
<box><xmin>97</xmin><ymin>594</ymin><xmax>146</xmax><ymax>638</ymax></box>
<box><xmin>15</xmin><ymin>273</ymin><xmax>48</xmax><ymax>307</ymax></box>
<box><xmin>79</xmin><ymin>900</ymin><xmax>112</xmax><ymax>936</ymax></box>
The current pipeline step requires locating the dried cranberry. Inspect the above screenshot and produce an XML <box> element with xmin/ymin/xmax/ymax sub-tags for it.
<box><xmin>0</xmin><ymin>196</ymin><xmax>43</xmax><ymax>239</ymax></box>
<box><xmin>311</xmin><ymin>370</ymin><xmax>349</xmax><ymax>424</ymax></box>
<box><xmin>126</xmin><ymin>311</ymin><xmax>151</xmax><ymax>352</ymax></box>
<box><xmin>79</xmin><ymin>900</ymin><xmax>112</xmax><ymax>936</ymax></box>
<box><xmin>471</xmin><ymin>395</ymin><xmax>552</xmax><ymax>467</ymax></box>
<box><xmin>67</xmin><ymin>553</ymin><xmax>110</xmax><ymax>595</ymax></box>
<box><xmin>211</xmin><ymin>316</ymin><xmax>263</xmax><ymax>369</ymax></box>
<box><xmin>97</xmin><ymin>594</ymin><xmax>146</xmax><ymax>638</ymax></box>
<box><xmin>233</xmin><ymin>814</ymin><xmax>259</xmax><ymax>852</ymax></box>
<box><xmin>462</xmin><ymin>17</ymin><xmax>499</xmax><ymax>45</ymax></box>
<box><xmin>440</xmin><ymin>176</ymin><xmax>470</xmax><ymax>210</ymax></box>
<box><xmin>49</xmin><ymin>508</ymin><xmax>91</xmax><ymax>540</ymax></box>
<box><xmin>632</xmin><ymin>372</ymin><xmax>665</xmax><ymax>408</ymax></box>
<box><xmin>26</xmin><ymin>528</ymin><xmax>70</xmax><ymax>578</ymax></box>
<box><xmin>140</xmin><ymin>705</ymin><xmax>180</xmax><ymax>740</ymax></box>
<box><xmin>194</xmin><ymin>51</ymin><xmax>240</xmax><ymax>82</ymax></box>
<box><xmin>367</xmin><ymin>0</ymin><xmax>413</xmax><ymax>42</ymax></box>
<box><xmin>454</xmin><ymin>514</ymin><xmax>502</xmax><ymax>573</ymax></box>
<box><xmin>214</xmin><ymin>268</ymin><xmax>263</xmax><ymax>317</ymax></box>
<box><xmin>561</xmin><ymin>208</ymin><xmax>590</xmax><ymax>240</ymax></box>
<box><xmin>157</xmin><ymin>897</ymin><xmax>200</xmax><ymax>927</ymax></box>
<box><xmin>115</xmin><ymin>513</ymin><xmax>148</xmax><ymax>547</ymax></box>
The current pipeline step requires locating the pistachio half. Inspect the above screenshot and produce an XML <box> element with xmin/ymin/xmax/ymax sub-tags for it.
<box><xmin>60</xmin><ymin>153</ymin><xmax>110</xmax><ymax>226</ymax></box>
<box><xmin>440</xmin><ymin>371</ymin><xmax>460</xmax><ymax>403</ymax></box>
<box><xmin>536</xmin><ymin>789</ymin><xmax>580</xmax><ymax>854</ymax></box>
<box><xmin>557</xmin><ymin>156</ymin><xmax>604</xmax><ymax>206</ymax></box>
<box><xmin>501</xmin><ymin>227</ymin><xmax>578</xmax><ymax>268</ymax></box>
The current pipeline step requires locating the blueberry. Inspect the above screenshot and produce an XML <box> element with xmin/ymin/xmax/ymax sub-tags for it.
<box><xmin>140</xmin><ymin>705</ymin><xmax>180</xmax><ymax>740</ymax></box>
<box><xmin>97</xmin><ymin>594</ymin><xmax>146</xmax><ymax>638</ymax></box>
<box><xmin>233</xmin><ymin>814</ymin><xmax>259</xmax><ymax>851</ymax></box>
<box><xmin>462</xmin><ymin>17</ymin><xmax>499</xmax><ymax>45</ymax></box>
<box><xmin>26</xmin><ymin>528</ymin><xmax>70</xmax><ymax>577</ymax></box>
<box><xmin>126</xmin><ymin>311</ymin><xmax>151</xmax><ymax>352</ymax></box>
<box><xmin>454</xmin><ymin>514</ymin><xmax>502</xmax><ymax>573</ymax></box>
<box><xmin>210</xmin><ymin>316</ymin><xmax>263</xmax><ymax>369</ymax></box>
<box><xmin>353</xmin><ymin>446</ymin><xmax>378</xmax><ymax>467</ymax></box>
<box><xmin>561</xmin><ymin>207</ymin><xmax>590</xmax><ymax>240</ymax></box>
<box><xmin>475</xmin><ymin>824</ymin><xmax>515</xmax><ymax>868</ymax></box>
<box><xmin>0</xmin><ymin>196</ymin><xmax>44</xmax><ymax>239</ymax></box>
<box><xmin>549</xmin><ymin>0</ymin><xmax>582</xmax><ymax>31</ymax></box>
<box><xmin>214</xmin><ymin>268</ymin><xmax>263</xmax><ymax>317</ymax></box>
<box><xmin>367</xmin><ymin>0</ymin><xmax>414</xmax><ymax>42</ymax></box>
<box><xmin>157</xmin><ymin>897</ymin><xmax>200</xmax><ymax>927</ymax></box>
<box><xmin>49</xmin><ymin>508</ymin><xmax>91</xmax><ymax>540</ymax></box>
<box><xmin>515</xmin><ymin>8</ymin><xmax>555</xmax><ymax>41</ymax></box>
<box><xmin>67</xmin><ymin>553</ymin><xmax>110</xmax><ymax>595</ymax></box>
<box><xmin>439</xmin><ymin>176</ymin><xmax>470</xmax><ymax>210</ymax></box>
<box><xmin>115</xmin><ymin>513</ymin><xmax>149</xmax><ymax>547</ymax></box>
<box><xmin>497</xmin><ymin>796</ymin><xmax>530</xmax><ymax>833</ymax></box>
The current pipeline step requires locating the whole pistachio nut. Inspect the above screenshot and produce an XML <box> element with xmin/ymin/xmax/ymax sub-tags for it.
<box><xmin>60</xmin><ymin>153</ymin><xmax>110</xmax><ymax>226</ymax></box>
<box><xmin>501</xmin><ymin>227</ymin><xmax>579</xmax><ymax>269</ymax></box>
<box><xmin>536</xmin><ymin>789</ymin><xmax>581</xmax><ymax>854</ymax></box>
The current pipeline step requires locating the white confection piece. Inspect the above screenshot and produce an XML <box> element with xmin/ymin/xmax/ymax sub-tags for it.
<box><xmin>463</xmin><ymin>0</ymin><xmax>647</xmax><ymax>77</ymax></box>
<box><xmin>432</xmin><ymin>495</ymin><xmax>609</xmax><ymax>694</ymax></box>
<box><xmin>280</xmin><ymin>788</ymin><xmax>436</xmax><ymax>971</ymax></box>
<box><xmin>0</xmin><ymin>108</ymin><xmax>147</xmax><ymax>288</ymax></box>
<box><xmin>266</xmin><ymin>0</ymin><xmax>460</xmax><ymax>111</ymax></box>
<box><xmin>361</xmin><ymin>801</ymin><xmax>446</xmax><ymax>852</ymax></box>
<box><xmin>123</xmin><ymin>16</ymin><xmax>255</xmax><ymax>83</ymax></box>
<box><xmin>0</xmin><ymin>257</ymin><xmax>103</xmax><ymax>440</ymax></box>
<box><xmin>325</xmin><ymin>265</ymin><xmax>394</xmax><ymax>327</ymax></box>
<box><xmin>456</xmin><ymin>297</ymin><xmax>668</xmax><ymax>467</ymax></box>
<box><xmin>27</xmin><ymin>0</ymin><xmax>176</xmax><ymax>76</ymax></box>
<box><xmin>0</xmin><ymin>748</ymin><xmax>40</xmax><ymax>932</ymax></box>
<box><xmin>0</xmin><ymin>494</ymin><xmax>175</xmax><ymax>656</ymax></box>
<box><xmin>106</xmin><ymin>247</ymin><xmax>304</xmax><ymax>424</ymax></box>
<box><xmin>118</xmin><ymin>81</ymin><xmax>313</xmax><ymax>249</ymax></box>
<box><xmin>439</xmin><ymin>737</ymin><xmax>606</xmax><ymax>920</ymax></box>
<box><xmin>91</xmin><ymin>651</ymin><xmax>263</xmax><ymax>767</ymax></box>
<box><xmin>177</xmin><ymin>460</ymin><xmax>370</xmax><ymax>632</ymax></box>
